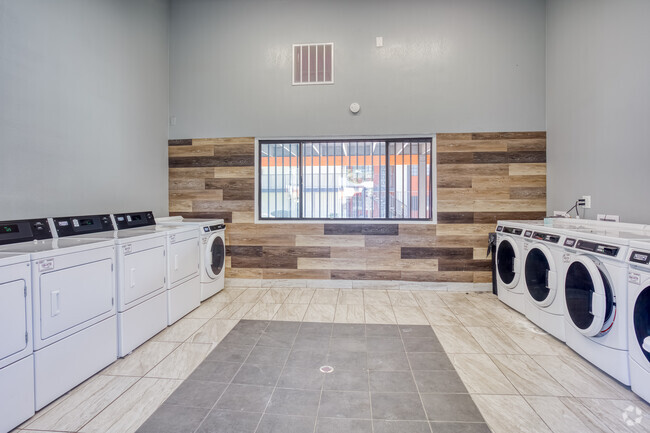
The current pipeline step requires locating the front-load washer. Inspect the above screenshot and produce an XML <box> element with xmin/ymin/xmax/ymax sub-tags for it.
<box><xmin>626</xmin><ymin>240</ymin><xmax>650</xmax><ymax>403</ymax></box>
<box><xmin>495</xmin><ymin>221</ymin><xmax>529</xmax><ymax>313</ymax></box>
<box><xmin>111</xmin><ymin>214</ymin><xmax>200</xmax><ymax>325</ymax></box>
<box><xmin>0</xmin><ymin>250</ymin><xmax>34</xmax><ymax>432</ymax></box>
<box><xmin>522</xmin><ymin>227</ymin><xmax>567</xmax><ymax>341</ymax></box>
<box><xmin>561</xmin><ymin>229</ymin><xmax>632</xmax><ymax>384</ymax></box>
<box><xmin>51</xmin><ymin>213</ymin><xmax>167</xmax><ymax>357</ymax></box>
<box><xmin>157</xmin><ymin>217</ymin><xmax>225</xmax><ymax>301</ymax></box>
<box><xmin>0</xmin><ymin>218</ymin><xmax>117</xmax><ymax>410</ymax></box>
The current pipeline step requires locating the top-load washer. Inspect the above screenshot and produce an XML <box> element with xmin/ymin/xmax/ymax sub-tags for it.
<box><xmin>51</xmin><ymin>213</ymin><xmax>167</xmax><ymax>357</ymax></box>
<box><xmin>0</xmin><ymin>249</ymin><xmax>34</xmax><ymax>432</ymax></box>
<box><xmin>495</xmin><ymin>220</ymin><xmax>530</xmax><ymax>313</ymax></box>
<box><xmin>626</xmin><ymin>239</ymin><xmax>650</xmax><ymax>403</ymax></box>
<box><xmin>157</xmin><ymin>217</ymin><xmax>225</xmax><ymax>301</ymax></box>
<box><xmin>0</xmin><ymin>218</ymin><xmax>117</xmax><ymax>410</ymax></box>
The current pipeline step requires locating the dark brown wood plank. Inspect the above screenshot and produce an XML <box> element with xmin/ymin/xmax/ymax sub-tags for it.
<box><xmin>437</xmin><ymin>152</ymin><xmax>474</xmax><ymax>164</ymax></box>
<box><xmin>400</xmin><ymin>271</ymin><xmax>474</xmax><ymax>282</ymax></box>
<box><xmin>229</xmin><ymin>246</ymin><xmax>263</xmax><ymax>257</ymax></box>
<box><xmin>324</xmin><ymin>224</ymin><xmax>363</xmax><ymax>235</ymax></box>
<box><xmin>331</xmin><ymin>270</ymin><xmax>401</xmax><ymax>280</ymax></box>
<box><xmin>362</xmin><ymin>225</ymin><xmax>399</xmax><ymax>236</ymax></box>
<box><xmin>507</xmin><ymin>151</ymin><xmax>546</xmax><ymax>164</ymax></box>
<box><xmin>169</xmin><ymin>155</ymin><xmax>255</xmax><ymax>168</ymax></box>
<box><xmin>473</xmin><ymin>211</ymin><xmax>546</xmax><ymax>224</ymax></box>
<box><xmin>473</xmin><ymin>152</ymin><xmax>508</xmax><ymax>164</ymax></box>
<box><xmin>231</xmin><ymin>256</ymin><xmax>298</xmax><ymax>269</ymax></box>
<box><xmin>205</xmin><ymin>178</ymin><xmax>255</xmax><ymax>200</ymax></box>
<box><xmin>437</xmin><ymin>177</ymin><xmax>473</xmax><ymax>188</ymax></box>
<box><xmin>436</xmin><ymin>212</ymin><xmax>474</xmax><ymax>224</ymax></box>
<box><xmin>169</xmin><ymin>211</ymin><xmax>233</xmax><ymax>223</ymax></box>
<box><xmin>401</xmin><ymin>247</ymin><xmax>473</xmax><ymax>260</ymax></box>
<box><xmin>471</xmin><ymin>131</ymin><xmax>546</xmax><ymax>140</ymax></box>
<box><xmin>509</xmin><ymin>187</ymin><xmax>546</xmax><ymax>200</ymax></box>
<box><xmin>168</xmin><ymin>139</ymin><xmax>192</xmax><ymax>146</ymax></box>
<box><xmin>263</xmin><ymin>246</ymin><xmax>330</xmax><ymax>258</ymax></box>
<box><xmin>437</xmin><ymin>259</ymin><xmax>492</xmax><ymax>272</ymax></box>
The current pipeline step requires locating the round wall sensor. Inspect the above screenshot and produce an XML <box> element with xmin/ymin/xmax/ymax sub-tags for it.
<box><xmin>349</xmin><ymin>102</ymin><xmax>361</xmax><ymax>114</ymax></box>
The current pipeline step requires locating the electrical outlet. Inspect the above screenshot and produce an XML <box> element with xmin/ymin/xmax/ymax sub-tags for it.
<box><xmin>582</xmin><ymin>195</ymin><xmax>592</xmax><ymax>209</ymax></box>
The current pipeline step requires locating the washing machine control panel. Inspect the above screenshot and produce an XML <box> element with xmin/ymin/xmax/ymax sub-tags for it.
<box><xmin>202</xmin><ymin>224</ymin><xmax>226</xmax><ymax>233</ymax></box>
<box><xmin>564</xmin><ymin>238</ymin><xmax>576</xmax><ymax>247</ymax></box>
<box><xmin>501</xmin><ymin>226</ymin><xmax>523</xmax><ymax>235</ymax></box>
<box><xmin>53</xmin><ymin>214</ymin><xmax>114</xmax><ymax>237</ymax></box>
<box><xmin>524</xmin><ymin>230</ymin><xmax>533</xmax><ymax>237</ymax></box>
<box><xmin>0</xmin><ymin>218</ymin><xmax>52</xmax><ymax>245</ymax></box>
<box><xmin>114</xmin><ymin>211</ymin><xmax>155</xmax><ymax>230</ymax></box>
<box><xmin>575</xmin><ymin>240</ymin><xmax>620</xmax><ymax>257</ymax></box>
<box><xmin>629</xmin><ymin>250</ymin><xmax>650</xmax><ymax>265</ymax></box>
<box><xmin>532</xmin><ymin>231</ymin><xmax>560</xmax><ymax>243</ymax></box>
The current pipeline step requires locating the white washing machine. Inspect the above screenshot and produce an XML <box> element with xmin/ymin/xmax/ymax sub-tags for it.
<box><xmin>112</xmin><ymin>215</ymin><xmax>200</xmax><ymax>325</ymax></box>
<box><xmin>0</xmin><ymin>218</ymin><xmax>118</xmax><ymax>410</ymax></box>
<box><xmin>495</xmin><ymin>221</ymin><xmax>529</xmax><ymax>313</ymax></box>
<box><xmin>0</xmin><ymin>250</ymin><xmax>34</xmax><ymax>432</ymax></box>
<box><xmin>626</xmin><ymin>240</ymin><xmax>650</xmax><ymax>403</ymax></box>
<box><xmin>158</xmin><ymin>217</ymin><xmax>225</xmax><ymax>301</ymax></box>
<box><xmin>51</xmin><ymin>213</ymin><xmax>168</xmax><ymax>357</ymax></box>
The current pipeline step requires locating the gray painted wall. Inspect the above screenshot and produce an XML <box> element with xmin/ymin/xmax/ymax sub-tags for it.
<box><xmin>169</xmin><ymin>0</ymin><xmax>546</xmax><ymax>139</ymax></box>
<box><xmin>546</xmin><ymin>0</ymin><xmax>650</xmax><ymax>223</ymax></box>
<box><xmin>0</xmin><ymin>0</ymin><xmax>170</xmax><ymax>220</ymax></box>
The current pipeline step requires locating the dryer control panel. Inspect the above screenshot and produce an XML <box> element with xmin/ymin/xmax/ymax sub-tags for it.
<box><xmin>53</xmin><ymin>214</ymin><xmax>114</xmax><ymax>237</ymax></box>
<box><xmin>575</xmin><ymin>240</ymin><xmax>620</xmax><ymax>257</ymax></box>
<box><xmin>202</xmin><ymin>224</ymin><xmax>226</xmax><ymax>233</ymax></box>
<box><xmin>629</xmin><ymin>250</ymin><xmax>650</xmax><ymax>265</ymax></box>
<box><xmin>0</xmin><ymin>218</ymin><xmax>52</xmax><ymax>245</ymax></box>
<box><xmin>532</xmin><ymin>231</ymin><xmax>561</xmax><ymax>243</ymax></box>
<box><xmin>114</xmin><ymin>211</ymin><xmax>155</xmax><ymax>230</ymax></box>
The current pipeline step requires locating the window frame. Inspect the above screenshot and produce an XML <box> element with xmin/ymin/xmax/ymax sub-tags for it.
<box><xmin>255</xmin><ymin>136</ymin><xmax>436</xmax><ymax>223</ymax></box>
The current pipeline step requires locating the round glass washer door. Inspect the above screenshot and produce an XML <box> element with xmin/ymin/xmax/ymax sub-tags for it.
<box><xmin>205</xmin><ymin>233</ymin><xmax>225</xmax><ymax>279</ymax></box>
<box><xmin>524</xmin><ymin>243</ymin><xmax>558</xmax><ymax>307</ymax></box>
<box><xmin>634</xmin><ymin>286</ymin><xmax>650</xmax><ymax>363</ymax></box>
<box><xmin>564</xmin><ymin>255</ymin><xmax>615</xmax><ymax>337</ymax></box>
<box><xmin>496</xmin><ymin>236</ymin><xmax>520</xmax><ymax>289</ymax></box>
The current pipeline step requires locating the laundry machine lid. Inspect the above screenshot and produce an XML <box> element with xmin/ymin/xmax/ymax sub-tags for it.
<box><xmin>524</xmin><ymin>243</ymin><xmax>557</xmax><ymax>307</ymax></box>
<box><xmin>205</xmin><ymin>232</ymin><xmax>225</xmax><ymax>279</ymax></box>
<box><xmin>564</xmin><ymin>255</ymin><xmax>615</xmax><ymax>337</ymax></box>
<box><xmin>633</xmin><ymin>286</ymin><xmax>650</xmax><ymax>363</ymax></box>
<box><xmin>496</xmin><ymin>236</ymin><xmax>521</xmax><ymax>289</ymax></box>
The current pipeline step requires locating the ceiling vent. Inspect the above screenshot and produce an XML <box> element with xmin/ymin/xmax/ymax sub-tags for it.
<box><xmin>292</xmin><ymin>43</ymin><xmax>334</xmax><ymax>85</ymax></box>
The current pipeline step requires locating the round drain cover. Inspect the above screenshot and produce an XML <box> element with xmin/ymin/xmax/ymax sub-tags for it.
<box><xmin>319</xmin><ymin>365</ymin><xmax>334</xmax><ymax>373</ymax></box>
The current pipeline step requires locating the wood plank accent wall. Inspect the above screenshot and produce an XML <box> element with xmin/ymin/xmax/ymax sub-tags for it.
<box><xmin>168</xmin><ymin>132</ymin><xmax>546</xmax><ymax>283</ymax></box>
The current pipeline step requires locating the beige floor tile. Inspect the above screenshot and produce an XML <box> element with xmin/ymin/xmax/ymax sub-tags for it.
<box><xmin>243</xmin><ymin>303</ymin><xmax>282</xmax><ymax>320</ymax></box>
<box><xmin>490</xmin><ymin>354</ymin><xmax>570</xmax><ymax>397</ymax></box>
<box><xmin>412</xmin><ymin>290</ymin><xmax>446</xmax><ymax>308</ymax></box>
<box><xmin>311</xmin><ymin>289</ymin><xmax>339</xmax><ymax>304</ymax></box>
<box><xmin>337</xmin><ymin>289</ymin><xmax>364</xmax><ymax>305</ymax></box>
<box><xmin>145</xmin><ymin>342</ymin><xmax>211</xmax><ymax>380</ymax></box>
<box><xmin>24</xmin><ymin>375</ymin><xmax>138</xmax><ymax>431</ymax></box>
<box><xmin>451</xmin><ymin>354</ymin><xmax>518</xmax><ymax>395</ymax></box>
<box><xmin>303</xmin><ymin>304</ymin><xmax>336</xmax><ymax>322</ymax></box>
<box><xmin>433</xmin><ymin>325</ymin><xmax>484</xmax><ymax>354</ymax></box>
<box><xmin>579</xmin><ymin>398</ymin><xmax>650</xmax><ymax>433</ymax></box>
<box><xmin>79</xmin><ymin>378</ymin><xmax>182</xmax><ymax>433</ymax></box>
<box><xmin>153</xmin><ymin>318</ymin><xmax>209</xmax><ymax>343</ymax></box>
<box><xmin>525</xmin><ymin>396</ymin><xmax>597</xmax><ymax>433</ymax></box>
<box><xmin>504</xmin><ymin>327</ymin><xmax>567</xmax><ymax>356</ymax></box>
<box><xmin>102</xmin><ymin>341</ymin><xmax>180</xmax><ymax>377</ymax></box>
<box><xmin>472</xmin><ymin>394</ymin><xmax>552</xmax><ymax>433</ymax></box>
<box><xmin>212</xmin><ymin>288</ymin><xmax>245</xmax><ymax>302</ymax></box>
<box><xmin>364</xmin><ymin>304</ymin><xmax>397</xmax><ymax>324</ymax></box>
<box><xmin>363</xmin><ymin>289</ymin><xmax>391</xmax><ymax>305</ymax></box>
<box><xmin>213</xmin><ymin>302</ymin><xmax>256</xmax><ymax>319</ymax></box>
<box><xmin>272</xmin><ymin>303</ymin><xmax>308</xmax><ymax>321</ymax></box>
<box><xmin>438</xmin><ymin>292</ymin><xmax>475</xmax><ymax>309</ymax></box>
<box><xmin>422</xmin><ymin>306</ymin><xmax>463</xmax><ymax>327</ymax></box>
<box><xmin>184</xmin><ymin>301</ymin><xmax>229</xmax><ymax>319</ymax></box>
<box><xmin>558</xmin><ymin>397</ymin><xmax>617</xmax><ymax>433</ymax></box>
<box><xmin>188</xmin><ymin>318</ymin><xmax>238</xmax><ymax>344</ymax></box>
<box><xmin>388</xmin><ymin>290</ymin><xmax>418</xmax><ymax>307</ymax></box>
<box><xmin>235</xmin><ymin>288</ymin><xmax>269</xmax><ymax>303</ymax></box>
<box><xmin>333</xmin><ymin>304</ymin><xmax>365</xmax><ymax>323</ymax></box>
<box><xmin>393</xmin><ymin>306</ymin><xmax>429</xmax><ymax>325</ymax></box>
<box><xmin>259</xmin><ymin>288</ymin><xmax>292</xmax><ymax>304</ymax></box>
<box><xmin>452</xmin><ymin>306</ymin><xmax>496</xmax><ymax>327</ymax></box>
<box><xmin>466</xmin><ymin>327</ymin><xmax>525</xmax><ymax>355</ymax></box>
<box><xmin>285</xmin><ymin>288</ymin><xmax>315</xmax><ymax>304</ymax></box>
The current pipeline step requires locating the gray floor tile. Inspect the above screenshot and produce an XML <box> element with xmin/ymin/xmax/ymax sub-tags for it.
<box><xmin>136</xmin><ymin>404</ymin><xmax>209</xmax><ymax>433</ymax></box>
<box><xmin>286</xmin><ymin>348</ymin><xmax>328</xmax><ymax>369</ymax></box>
<box><xmin>365</xmin><ymin>324</ymin><xmax>401</xmax><ymax>338</ymax></box>
<box><xmin>367</xmin><ymin>352</ymin><xmax>410</xmax><ymax>371</ymax></box>
<box><xmin>402</xmin><ymin>338</ymin><xmax>444</xmax><ymax>353</ymax></box>
<box><xmin>329</xmin><ymin>337</ymin><xmax>367</xmax><ymax>352</ymax></box>
<box><xmin>366</xmin><ymin>337</ymin><xmax>405</xmax><ymax>352</ymax></box>
<box><xmin>205</xmin><ymin>344</ymin><xmax>252</xmax><ymax>363</ymax></box>
<box><xmin>370</xmin><ymin>393</ymin><xmax>426</xmax><ymax>421</ymax></box>
<box><xmin>332</xmin><ymin>323</ymin><xmax>366</xmax><ymax>337</ymax></box>
<box><xmin>407</xmin><ymin>352</ymin><xmax>454</xmax><ymax>370</ymax></box>
<box><xmin>413</xmin><ymin>370</ymin><xmax>467</xmax><ymax>393</ymax></box>
<box><xmin>215</xmin><ymin>384</ymin><xmax>274</xmax><ymax>412</ymax></box>
<box><xmin>165</xmin><ymin>380</ymin><xmax>227</xmax><ymax>409</ymax></box>
<box><xmin>298</xmin><ymin>322</ymin><xmax>333</xmax><ymax>337</ymax></box>
<box><xmin>323</xmin><ymin>369</ymin><xmax>369</xmax><ymax>391</ymax></box>
<box><xmin>318</xmin><ymin>391</ymin><xmax>371</xmax><ymax>419</ymax></box>
<box><xmin>369</xmin><ymin>371</ymin><xmax>417</xmax><ymax>393</ymax></box>
<box><xmin>258</xmin><ymin>332</ymin><xmax>297</xmax><ymax>348</ymax></box>
<box><xmin>421</xmin><ymin>394</ymin><xmax>483</xmax><ymax>422</ymax></box>
<box><xmin>232</xmin><ymin>363</ymin><xmax>282</xmax><ymax>387</ymax></box>
<box><xmin>195</xmin><ymin>409</ymin><xmax>261</xmax><ymax>433</ymax></box>
<box><xmin>245</xmin><ymin>346</ymin><xmax>290</xmax><ymax>366</ymax></box>
<box><xmin>266</xmin><ymin>388</ymin><xmax>321</xmax><ymax>417</ymax></box>
<box><xmin>293</xmin><ymin>335</ymin><xmax>330</xmax><ymax>350</ymax></box>
<box><xmin>316</xmin><ymin>417</ymin><xmax>373</xmax><ymax>433</ymax></box>
<box><xmin>256</xmin><ymin>414</ymin><xmax>316</xmax><ymax>433</ymax></box>
<box><xmin>265</xmin><ymin>321</ymin><xmax>301</xmax><ymax>334</ymax></box>
<box><xmin>232</xmin><ymin>319</ymin><xmax>269</xmax><ymax>334</ymax></box>
<box><xmin>399</xmin><ymin>325</ymin><xmax>437</xmax><ymax>339</ymax></box>
<box><xmin>221</xmin><ymin>330</ymin><xmax>262</xmax><ymax>346</ymax></box>
<box><xmin>429</xmin><ymin>422</ymin><xmax>491</xmax><ymax>433</ymax></box>
<box><xmin>373</xmin><ymin>420</ymin><xmax>431</xmax><ymax>433</ymax></box>
<box><xmin>189</xmin><ymin>360</ymin><xmax>242</xmax><ymax>383</ymax></box>
<box><xmin>277</xmin><ymin>366</ymin><xmax>326</xmax><ymax>390</ymax></box>
<box><xmin>326</xmin><ymin>350</ymin><xmax>367</xmax><ymax>371</ymax></box>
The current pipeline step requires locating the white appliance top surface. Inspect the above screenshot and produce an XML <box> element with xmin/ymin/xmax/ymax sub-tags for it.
<box><xmin>177</xmin><ymin>218</ymin><xmax>225</xmax><ymax>225</ymax></box>
<box><xmin>0</xmin><ymin>237</ymin><xmax>114</xmax><ymax>257</ymax></box>
<box><xmin>71</xmin><ymin>229</ymin><xmax>167</xmax><ymax>243</ymax></box>
<box><xmin>498</xmin><ymin>219</ymin><xmax>650</xmax><ymax>244</ymax></box>
<box><xmin>129</xmin><ymin>225</ymin><xmax>197</xmax><ymax>235</ymax></box>
<box><xmin>0</xmin><ymin>251</ymin><xmax>31</xmax><ymax>266</ymax></box>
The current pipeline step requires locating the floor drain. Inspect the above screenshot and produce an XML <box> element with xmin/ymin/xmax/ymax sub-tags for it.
<box><xmin>319</xmin><ymin>365</ymin><xmax>334</xmax><ymax>374</ymax></box>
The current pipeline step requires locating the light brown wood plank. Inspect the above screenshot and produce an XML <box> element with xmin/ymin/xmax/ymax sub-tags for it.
<box><xmin>169</xmin><ymin>179</ymin><xmax>205</xmax><ymax>191</ymax></box>
<box><xmin>473</xmin><ymin>199</ymin><xmax>546</xmax><ymax>212</ymax></box>
<box><xmin>508</xmin><ymin>163</ymin><xmax>546</xmax><ymax>176</ymax></box>
<box><xmin>192</xmin><ymin>200</ymin><xmax>254</xmax><ymax>212</ymax></box>
<box><xmin>214</xmin><ymin>167</ymin><xmax>256</xmax><ymax>179</ymax></box>
<box><xmin>263</xmin><ymin>269</ymin><xmax>331</xmax><ymax>279</ymax></box>
<box><xmin>508</xmin><ymin>175</ymin><xmax>546</xmax><ymax>187</ymax></box>
<box><xmin>226</xmin><ymin>268</ymin><xmax>263</xmax><ymax>279</ymax></box>
<box><xmin>169</xmin><ymin>168</ymin><xmax>215</xmax><ymax>179</ymax></box>
<box><xmin>170</xmin><ymin>190</ymin><xmax>223</xmax><ymax>201</ymax></box>
<box><xmin>506</xmin><ymin>139</ymin><xmax>546</xmax><ymax>152</ymax></box>
<box><xmin>297</xmin><ymin>258</ymin><xmax>366</xmax><ymax>270</ymax></box>
<box><xmin>436</xmin><ymin>224</ymin><xmax>496</xmax><ymax>236</ymax></box>
<box><xmin>193</xmin><ymin>137</ymin><xmax>255</xmax><ymax>146</ymax></box>
<box><xmin>169</xmin><ymin>200</ymin><xmax>192</xmax><ymax>213</ymax></box>
<box><xmin>231</xmin><ymin>212</ymin><xmax>255</xmax><ymax>223</ymax></box>
<box><xmin>169</xmin><ymin>145</ymin><xmax>214</xmax><ymax>157</ymax></box>
<box><xmin>436</xmin><ymin>140</ymin><xmax>508</xmax><ymax>153</ymax></box>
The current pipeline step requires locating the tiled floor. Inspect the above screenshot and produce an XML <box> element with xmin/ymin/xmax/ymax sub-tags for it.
<box><xmin>13</xmin><ymin>286</ymin><xmax>650</xmax><ymax>433</ymax></box>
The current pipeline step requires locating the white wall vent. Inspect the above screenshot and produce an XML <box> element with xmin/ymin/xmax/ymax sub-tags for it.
<box><xmin>292</xmin><ymin>43</ymin><xmax>334</xmax><ymax>85</ymax></box>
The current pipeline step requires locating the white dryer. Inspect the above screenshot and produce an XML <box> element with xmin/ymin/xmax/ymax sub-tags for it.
<box><xmin>158</xmin><ymin>217</ymin><xmax>225</xmax><ymax>301</ymax></box>
<box><xmin>0</xmin><ymin>218</ymin><xmax>117</xmax><ymax>410</ymax></box>
<box><xmin>626</xmin><ymin>240</ymin><xmax>650</xmax><ymax>403</ymax></box>
<box><xmin>0</xmin><ymin>250</ymin><xmax>34</xmax><ymax>432</ymax></box>
<box><xmin>495</xmin><ymin>221</ymin><xmax>529</xmax><ymax>313</ymax></box>
<box><xmin>52</xmin><ymin>213</ymin><xmax>167</xmax><ymax>357</ymax></box>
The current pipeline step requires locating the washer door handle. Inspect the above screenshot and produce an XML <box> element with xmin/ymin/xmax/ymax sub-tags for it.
<box><xmin>643</xmin><ymin>337</ymin><xmax>650</xmax><ymax>353</ymax></box>
<box><xmin>590</xmin><ymin>292</ymin><xmax>605</xmax><ymax>319</ymax></box>
<box><xmin>513</xmin><ymin>257</ymin><xmax>520</xmax><ymax>274</ymax></box>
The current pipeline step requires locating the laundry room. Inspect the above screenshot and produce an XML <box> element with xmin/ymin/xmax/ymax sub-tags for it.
<box><xmin>0</xmin><ymin>0</ymin><xmax>649</xmax><ymax>432</ymax></box>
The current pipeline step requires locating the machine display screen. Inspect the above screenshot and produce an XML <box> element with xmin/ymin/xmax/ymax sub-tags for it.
<box><xmin>131</xmin><ymin>215</ymin><xmax>142</xmax><ymax>221</ymax></box>
<box><xmin>1</xmin><ymin>224</ymin><xmax>19</xmax><ymax>233</ymax></box>
<box><xmin>79</xmin><ymin>219</ymin><xmax>94</xmax><ymax>226</ymax></box>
